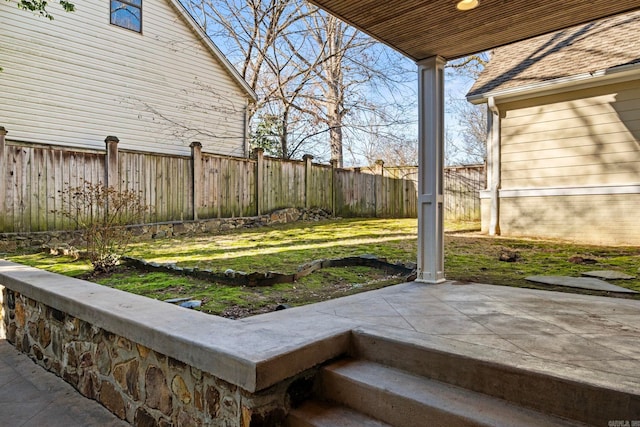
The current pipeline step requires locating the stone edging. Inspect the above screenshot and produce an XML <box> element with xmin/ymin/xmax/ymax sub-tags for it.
<box><xmin>0</xmin><ymin>207</ymin><xmax>333</xmax><ymax>252</ymax></box>
<box><xmin>122</xmin><ymin>255</ymin><xmax>418</xmax><ymax>287</ymax></box>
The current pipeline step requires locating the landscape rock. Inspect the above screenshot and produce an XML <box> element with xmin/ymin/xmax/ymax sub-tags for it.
<box><xmin>178</xmin><ymin>300</ymin><xmax>202</xmax><ymax>309</ymax></box>
<box><xmin>499</xmin><ymin>250</ymin><xmax>519</xmax><ymax>262</ymax></box>
<box><xmin>126</xmin><ymin>253</ymin><xmax>415</xmax><ymax>290</ymax></box>
<box><xmin>164</xmin><ymin>297</ymin><xmax>192</xmax><ymax>304</ymax></box>
<box><xmin>526</xmin><ymin>275</ymin><xmax>638</xmax><ymax>293</ymax></box>
<box><xmin>3</xmin><ymin>207</ymin><xmax>333</xmax><ymax>250</ymax></box>
<box><xmin>582</xmin><ymin>270</ymin><xmax>636</xmax><ymax>280</ymax></box>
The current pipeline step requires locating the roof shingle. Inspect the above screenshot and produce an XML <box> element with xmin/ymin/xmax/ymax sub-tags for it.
<box><xmin>467</xmin><ymin>11</ymin><xmax>640</xmax><ymax>99</ymax></box>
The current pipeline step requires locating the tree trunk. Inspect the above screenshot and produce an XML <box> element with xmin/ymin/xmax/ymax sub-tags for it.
<box><xmin>324</xmin><ymin>15</ymin><xmax>344</xmax><ymax>168</ymax></box>
<box><xmin>281</xmin><ymin>108</ymin><xmax>289</xmax><ymax>158</ymax></box>
<box><xmin>328</xmin><ymin>103</ymin><xmax>343</xmax><ymax>167</ymax></box>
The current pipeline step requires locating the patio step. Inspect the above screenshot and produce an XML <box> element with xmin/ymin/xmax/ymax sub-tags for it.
<box><xmin>286</xmin><ymin>327</ymin><xmax>639</xmax><ymax>426</ymax></box>
<box><xmin>350</xmin><ymin>329</ymin><xmax>639</xmax><ymax>425</ymax></box>
<box><xmin>310</xmin><ymin>358</ymin><xmax>584</xmax><ymax>427</ymax></box>
<box><xmin>285</xmin><ymin>400</ymin><xmax>391</xmax><ymax>427</ymax></box>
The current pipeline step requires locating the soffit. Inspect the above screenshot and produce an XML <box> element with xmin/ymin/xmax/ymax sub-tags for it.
<box><xmin>308</xmin><ymin>0</ymin><xmax>640</xmax><ymax>61</ymax></box>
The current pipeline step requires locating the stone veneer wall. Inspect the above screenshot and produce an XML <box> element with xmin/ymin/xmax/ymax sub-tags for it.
<box><xmin>1</xmin><ymin>287</ymin><xmax>314</xmax><ymax>426</ymax></box>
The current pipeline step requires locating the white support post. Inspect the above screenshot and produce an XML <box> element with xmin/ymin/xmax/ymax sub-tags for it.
<box><xmin>487</xmin><ymin>97</ymin><xmax>501</xmax><ymax>236</ymax></box>
<box><xmin>416</xmin><ymin>56</ymin><xmax>446</xmax><ymax>283</ymax></box>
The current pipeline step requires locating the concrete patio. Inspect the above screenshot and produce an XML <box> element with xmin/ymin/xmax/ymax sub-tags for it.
<box><xmin>1</xmin><ymin>278</ymin><xmax>639</xmax><ymax>425</ymax></box>
<box><xmin>248</xmin><ymin>280</ymin><xmax>640</xmax><ymax>388</ymax></box>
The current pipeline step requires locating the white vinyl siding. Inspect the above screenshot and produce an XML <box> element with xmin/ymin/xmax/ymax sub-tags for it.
<box><xmin>0</xmin><ymin>0</ymin><xmax>249</xmax><ymax>157</ymax></box>
<box><xmin>499</xmin><ymin>81</ymin><xmax>640</xmax><ymax>189</ymax></box>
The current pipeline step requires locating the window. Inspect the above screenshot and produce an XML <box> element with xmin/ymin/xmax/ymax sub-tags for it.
<box><xmin>110</xmin><ymin>0</ymin><xmax>142</xmax><ymax>32</ymax></box>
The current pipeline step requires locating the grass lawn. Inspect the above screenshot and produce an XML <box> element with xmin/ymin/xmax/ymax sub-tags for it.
<box><xmin>5</xmin><ymin>218</ymin><xmax>639</xmax><ymax>318</ymax></box>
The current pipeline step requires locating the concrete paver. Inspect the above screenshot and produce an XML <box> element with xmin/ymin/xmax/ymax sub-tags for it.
<box><xmin>526</xmin><ymin>275</ymin><xmax>638</xmax><ymax>293</ymax></box>
<box><xmin>583</xmin><ymin>270</ymin><xmax>636</xmax><ymax>280</ymax></box>
<box><xmin>0</xmin><ymin>340</ymin><xmax>128</xmax><ymax>427</ymax></box>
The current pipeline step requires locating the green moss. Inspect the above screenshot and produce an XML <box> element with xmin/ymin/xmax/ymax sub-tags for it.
<box><xmin>444</xmin><ymin>235</ymin><xmax>640</xmax><ymax>293</ymax></box>
<box><xmin>6</xmin><ymin>252</ymin><xmax>92</xmax><ymax>277</ymax></box>
<box><xmin>5</xmin><ymin>218</ymin><xmax>639</xmax><ymax>318</ymax></box>
<box><xmin>126</xmin><ymin>218</ymin><xmax>418</xmax><ymax>273</ymax></box>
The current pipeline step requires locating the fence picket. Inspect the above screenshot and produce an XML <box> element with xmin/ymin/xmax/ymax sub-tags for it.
<box><xmin>0</xmin><ymin>140</ymin><xmax>483</xmax><ymax>233</ymax></box>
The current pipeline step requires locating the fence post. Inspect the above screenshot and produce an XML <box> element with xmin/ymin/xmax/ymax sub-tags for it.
<box><xmin>303</xmin><ymin>154</ymin><xmax>314</xmax><ymax>209</ymax></box>
<box><xmin>375</xmin><ymin>159</ymin><xmax>384</xmax><ymax>176</ymax></box>
<box><xmin>375</xmin><ymin>159</ymin><xmax>384</xmax><ymax>217</ymax></box>
<box><xmin>330</xmin><ymin>159</ymin><xmax>337</xmax><ymax>217</ymax></box>
<box><xmin>105</xmin><ymin>136</ymin><xmax>119</xmax><ymax>189</ymax></box>
<box><xmin>190</xmin><ymin>142</ymin><xmax>202</xmax><ymax>220</ymax></box>
<box><xmin>0</xmin><ymin>127</ymin><xmax>6</xmax><ymax>231</ymax></box>
<box><xmin>254</xmin><ymin>148</ymin><xmax>264</xmax><ymax>216</ymax></box>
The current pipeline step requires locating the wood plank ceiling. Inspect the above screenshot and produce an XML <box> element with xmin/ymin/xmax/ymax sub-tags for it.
<box><xmin>308</xmin><ymin>0</ymin><xmax>640</xmax><ymax>61</ymax></box>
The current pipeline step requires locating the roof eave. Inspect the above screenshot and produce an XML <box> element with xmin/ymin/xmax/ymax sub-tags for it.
<box><xmin>467</xmin><ymin>62</ymin><xmax>640</xmax><ymax>105</ymax></box>
<box><xmin>169</xmin><ymin>0</ymin><xmax>258</xmax><ymax>102</ymax></box>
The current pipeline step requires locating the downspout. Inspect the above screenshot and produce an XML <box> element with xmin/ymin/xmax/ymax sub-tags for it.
<box><xmin>487</xmin><ymin>97</ymin><xmax>501</xmax><ymax>236</ymax></box>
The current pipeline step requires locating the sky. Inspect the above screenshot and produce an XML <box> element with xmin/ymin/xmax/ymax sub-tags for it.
<box><xmin>341</xmin><ymin>48</ymin><xmax>482</xmax><ymax>166</ymax></box>
<box><xmin>348</xmin><ymin>61</ymin><xmax>480</xmax><ymax>166</ymax></box>
<box><xmin>181</xmin><ymin>0</ymin><xmax>484</xmax><ymax>167</ymax></box>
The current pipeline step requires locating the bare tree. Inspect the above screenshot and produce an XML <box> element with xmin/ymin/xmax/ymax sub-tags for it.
<box><xmin>186</xmin><ymin>0</ymin><xmax>308</xmax><ymax>112</ymax></box>
<box><xmin>447</xmin><ymin>52</ymin><xmax>490</xmax><ymax>79</ymax></box>
<box><xmin>184</xmin><ymin>0</ymin><xmax>416</xmax><ymax>166</ymax></box>
<box><xmin>343</xmin><ymin>106</ymin><xmax>417</xmax><ymax>166</ymax></box>
<box><xmin>444</xmin><ymin>51</ymin><xmax>491</xmax><ymax>165</ymax></box>
<box><xmin>186</xmin><ymin>0</ymin><xmax>323</xmax><ymax>159</ymax></box>
<box><xmin>446</xmin><ymin>97</ymin><xmax>487</xmax><ymax>165</ymax></box>
<box><xmin>291</xmin><ymin>8</ymin><xmax>416</xmax><ymax>167</ymax></box>
<box><xmin>299</xmin><ymin>12</ymin><xmax>352</xmax><ymax>166</ymax></box>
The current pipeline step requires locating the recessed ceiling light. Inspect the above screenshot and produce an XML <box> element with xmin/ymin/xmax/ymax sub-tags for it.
<box><xmin>457</xmin><ymin>0</ymin><xmax>479</xmax><ymax>11</ymax></box>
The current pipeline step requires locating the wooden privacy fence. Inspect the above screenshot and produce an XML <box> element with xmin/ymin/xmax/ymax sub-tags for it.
<box><xmin>382</xmin><ymin>164</ymin><xmax>486</xmax><ymax>221</ymax></box>
<box><xmin>0</xmin><ymin>128</ymin><xmax>418</xmax><ymax>233</ymax></box>
<box><xmin>334</xmin><ymin>163</ymin><xmax>417</xmax><ymax>218</ymax></box>
<box><xmin>443</xmin><ymin>165</ymin><xmax>485</xmax><ymax>221</ymax></box>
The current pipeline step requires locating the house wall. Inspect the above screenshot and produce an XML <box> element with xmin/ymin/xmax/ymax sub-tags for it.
<box><xmin>0</xmin><ymin>0</ymin><xmax>249</xmax><ymax>157</ymax></box>
<box><xmin>499</xmin><ymin>81</ymin><xmax>640</xmax><ymax>189</ymax></box>
<box><xmin>483</xmin><ymin>193</ymin><xmax>640</xmax><ymax>245</ymax></box>
<box><xmin>489</xmin><ymin>80</ymin><xmax>640</xmax><ymax>245</ymax></box>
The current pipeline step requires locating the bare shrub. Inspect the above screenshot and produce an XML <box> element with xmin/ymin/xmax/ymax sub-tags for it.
<box><xmin>55</xmin><ymin>181</ymin><xmax>149</xmax><ymax>273</ymax></box>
